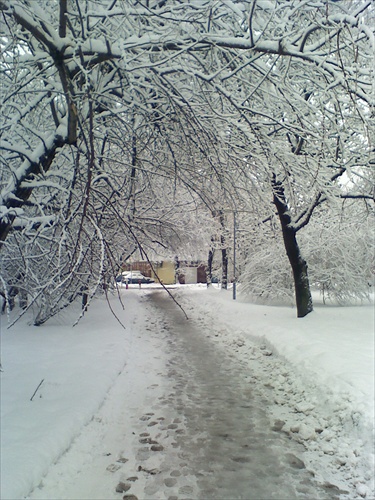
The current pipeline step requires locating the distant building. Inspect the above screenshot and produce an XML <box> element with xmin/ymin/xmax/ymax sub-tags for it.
<box><xmin>176</xmin><ymin>261</ymin><xmax>207</xmax><ymax>284</ymax></box>
<box><xmin>151</xmin><ymin>260</ymin><xmax>176</xmax><ymax>285</ymax></box>
<box><xmin>121</xmin><ymin>258</ymin><xmax>207</xmax><ymax>285</ymax></box>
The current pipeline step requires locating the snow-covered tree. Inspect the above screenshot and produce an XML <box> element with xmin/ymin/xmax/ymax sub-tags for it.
<box><xmin>1</xmin><ymin>0</ymin><xmax>373</xmax><ymax>322</ymax></box>
<box><xmin>188</xmin><ymin>0</ymin><xmax>374</xmax><ymax>315</ymax></box>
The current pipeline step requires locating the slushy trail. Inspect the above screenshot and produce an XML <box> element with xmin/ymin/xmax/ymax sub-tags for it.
<box><xmin>148</xmin><ymin>291</ymin><xmax>340</xmax><ymax>500</ymax></box>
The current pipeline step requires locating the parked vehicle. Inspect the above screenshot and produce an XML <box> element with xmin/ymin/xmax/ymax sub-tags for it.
<box><xmin>116</xmin><ymin>271</ymin><xmax>155</xmax><ymax>284</ymax></box>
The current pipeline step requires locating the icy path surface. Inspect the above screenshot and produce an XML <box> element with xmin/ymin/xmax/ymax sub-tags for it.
<box><xmin>28</xmin><ymin>290</ymin><xmax>352</xmax><ymax>499</ymax></box>
<box><xmin>145</xmin><ymin>292</ymin><xmax>346</xmax><ymax>500</ymax></box>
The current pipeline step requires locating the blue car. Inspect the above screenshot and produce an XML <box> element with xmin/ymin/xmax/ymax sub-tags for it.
<box><xmin>116</xmin><ymin>271</ymin><xmax>155</xmax><ymax>284</ymax></box>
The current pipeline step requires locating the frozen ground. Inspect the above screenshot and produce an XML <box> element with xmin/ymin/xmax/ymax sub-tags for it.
<box><xmin>0</xmin><ymin>285</ymin><xmax>374</xmax><ymax>499</ymax></box>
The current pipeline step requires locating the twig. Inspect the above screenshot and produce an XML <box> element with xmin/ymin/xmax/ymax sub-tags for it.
<box><xmin>30</xmin><ymin>379</ymin><xmax>44</xmax><ymax>401</ymax></box>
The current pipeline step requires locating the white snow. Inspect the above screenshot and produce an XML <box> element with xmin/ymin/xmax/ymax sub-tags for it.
<box><xmin>0</xmin><ymin>122</ymin><xmax>67</xmax><ymax>206</ymax></box>
<box><xmin>1</xmin><ymin>286</ymin><xmax>374</xmax><ymax>499</ymax></box>
<box><xmin>174</xmin><ymin>286</ymin><xmax>375</xmax><ymax>498</ymax></box>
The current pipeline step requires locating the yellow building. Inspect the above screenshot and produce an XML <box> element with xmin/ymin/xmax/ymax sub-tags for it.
<box><xmin>151</xmin><ymin>260</ymin><xmax>176</xmax><ymax>285</ymax></box>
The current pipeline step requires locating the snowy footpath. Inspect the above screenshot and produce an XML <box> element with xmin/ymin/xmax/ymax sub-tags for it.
<box><xmin>0</xmin><ymin>286</ymin><xmax>374</xmax><ymax>500</ymax></box>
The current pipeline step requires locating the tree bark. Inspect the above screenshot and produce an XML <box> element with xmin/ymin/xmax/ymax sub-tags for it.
<box><xmin>0</xmin><ymin>134</ymin><xmax>66</xmax><ymax>245</ymax></box>
<box><xmin>207</xmin><ymin>248</ymin><xmax>214</xmax><ymax>287</ymax></box>
<box><xmin>221</xmin><ymin>246</ymin><xmax>228</xmax><ymax>290</ymax></box>
<box><xmin>272</xmin><ymin>175</ymin><xmax>313</xmax><ymax>318</ymax></box>
<box><xmin>217</xmin><ymin>211</ymin><xmax>228</xmax><ymax>289</ymax></box>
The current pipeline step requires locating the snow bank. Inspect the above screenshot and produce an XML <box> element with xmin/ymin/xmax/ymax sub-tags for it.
<box><xmin>1</xmin><ymin>296</ymin><xmax>134</xmax><ymax>500</ymax></box>
<box><xmin>174</xmin><ymin>286</ymin><xmax>375</xmax><ymax>498</ymax></box>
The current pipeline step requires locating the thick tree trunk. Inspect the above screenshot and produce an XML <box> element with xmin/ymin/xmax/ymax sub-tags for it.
<box><xmin>207</xmin><ymin>248</ymin><xmax>214</xmax><ymax>287</ymax></box>
<box><xmin>281</xmin><ymin>224</ymin><xmax>312</xmax><ymax>317</ymax></box>
<box><xmin>82</xmin><ymin>291</ymin><xmax>89</xmax><ymax>312</ymax></box>
<box><xmin>221</xmin><ymin>246</ymin><xmax>228</xmax><ymax>290</ymax></box>
<box><xmin>217</xmin><ymin>211</ymin><xmax>228</xmax><ymax>290</ymax></box>
<box><xmin>272</xmin><ymin>176</ymin><xmax>313</xmax><ymax>317</ymax></box>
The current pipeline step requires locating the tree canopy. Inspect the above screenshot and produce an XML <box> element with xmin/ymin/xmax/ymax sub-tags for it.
<box><xmin>1</xmin><ymin>0</ymin><xmax>373</xmax><ymax>323</ymax></box>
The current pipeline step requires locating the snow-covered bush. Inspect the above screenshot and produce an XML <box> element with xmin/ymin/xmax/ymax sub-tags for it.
<box><xmin>239</xmin><ymin>205</ymin><xmax>374</xmax><ymax>306</ymax></box>
<box><xmin>301</xmin><ymin>214</ymin><xmax>374</xmax><ymax>305</ymax></box>
<box><xmin>238</xmin><ymin>223</ymin><xmax>295</xmax><ymax>305</ymax></box>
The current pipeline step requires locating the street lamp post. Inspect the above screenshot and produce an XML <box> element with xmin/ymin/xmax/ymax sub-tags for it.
<box><xmin>221</xmin><ymin>207</ymin><xmax>251</xmax><ymax>300</ymax></box>
<box><xmin>233</xmin><ymin>210</ymin><xmax>236</xmax><ymax>300</ymax></box>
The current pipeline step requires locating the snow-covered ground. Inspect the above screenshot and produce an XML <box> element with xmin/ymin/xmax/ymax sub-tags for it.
<box><xmin>1</xmin><ymin>285</ymin><xmax>374</xmax><ymax>500</ymax></box>
<box><xmin>174</xmin><ymin>286</ymin><xmax>375</xmax><ymax>499</ymax></box>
